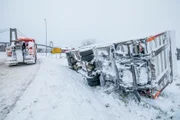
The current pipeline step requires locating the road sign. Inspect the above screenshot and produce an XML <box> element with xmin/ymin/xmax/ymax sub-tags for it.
<box><xmin>51</xmin><ymin>48</ymin><xmax>62</xmax><ymax>54</ymax></box>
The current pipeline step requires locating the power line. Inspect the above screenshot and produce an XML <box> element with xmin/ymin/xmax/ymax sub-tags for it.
<box><xmin>0</xmin><ymin>29</ymin><xmax>9</xmax><ymax>34</ymax></box>
<box><xmin>0</xmin><ymin>28</ymin><xmax>9</xmax><ymax>32</ymax></box>
<box><xmin>17</xmin><ymin>32</ymin><xmax>22</xmax><ymax>37</ymax></box>
<box><xmin>17</xmin><ymin>29</ymin><xmax>27</xmax><ymax>37</ymax></box>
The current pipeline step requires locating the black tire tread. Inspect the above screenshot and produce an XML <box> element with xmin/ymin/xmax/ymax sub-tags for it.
<box><xmin>81</xmin><ymin>54</ymin><xmax>94</xmax><ymax>62</ymax></box>
<box><xmin>80</xmin><ymin>49</ymin><xmax>93</xmax><ymax>57</ymax></box>
<box><xmin>86</xmin><ymin>75</ymin><xmax>100</xmax><ymax>87</ymax></box>
<box><xmin>88</xmin><ymin>80</ymin><xmax>100</xmax><ymax>86</ymax></box>
<box><xmin>86</xmin><ymin>75</ymin><xmax>99</xmax><ymax>82</ymax></box>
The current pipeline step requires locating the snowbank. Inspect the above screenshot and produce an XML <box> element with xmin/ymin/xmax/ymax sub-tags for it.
<box><xmin>0</xmin><ymin>55</ymin><xmax>179</xmax><ymax>120</ymax></box>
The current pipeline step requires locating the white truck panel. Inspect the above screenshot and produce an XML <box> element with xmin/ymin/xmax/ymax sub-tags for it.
<box><xmin>15</xmin><ymin>50</ymin><xmax>23</xmax><ymax>62</ymax></box>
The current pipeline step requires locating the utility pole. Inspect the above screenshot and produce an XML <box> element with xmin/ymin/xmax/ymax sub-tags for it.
<box><xmin>44</xmin><ymin>19</ymin><xmax>47</xmax><ymax>57</ymax></box>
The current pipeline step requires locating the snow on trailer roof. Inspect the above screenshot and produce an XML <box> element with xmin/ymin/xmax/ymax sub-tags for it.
<box><xmin>79</xmin><ymin>43</ymin><xmax>113</xmax><ymax>52</ymax></box>
<box><xmin>79</xmin><ymin>32</ymin><xmax>166</xmax><ymax>52</ymax></box>
<box><xmin>78</xmin><ymin>36</ymin><xmax>147</xmax><ymax>52</ymax></box>
<box><xmin>78</xmin><ymin>39</ymin><xmax>139</xmax><ymax>52</ymax></box>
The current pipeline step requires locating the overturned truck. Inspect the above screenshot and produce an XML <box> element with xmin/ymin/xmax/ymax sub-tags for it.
<box><xmin>66</xmin><ymin>31</ymin><xmax>176</xmax><ymax>101</ymax></box>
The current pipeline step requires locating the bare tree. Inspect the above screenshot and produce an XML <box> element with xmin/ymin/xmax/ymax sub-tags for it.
<box><xmin>81</xmin><ymin>39</ymin><xmax>96</xmax><ymax>46</ymax></box>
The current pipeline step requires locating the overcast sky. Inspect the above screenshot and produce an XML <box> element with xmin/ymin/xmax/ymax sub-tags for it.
<box><xmin>0</xmin><ymin>0</ymin><xmax>179</xmax><ymax>47</ymax></box>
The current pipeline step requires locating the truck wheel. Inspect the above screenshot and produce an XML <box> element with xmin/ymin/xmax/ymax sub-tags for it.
<box><xmin>67</xmin><ymin>57</ymin><xmax>72</xmax><ymax>67</ymax></box>
<box><xmin>66</xmin><ymin>52</ymin><xmax>70</xmax><ymax>57</ymax></box>
<box><xmin>9</xmin><ymin>64</ymin><xmax>13</xmax><ymax>67</ymax></box>
<box><xmin>81</xmin><ymin>54</ymin><xmax>94</xmax><ymax>62</ymax></box>
<box><xmin>80</xmin><ymin>49</ymin><xmax>93</xmax><ymax>57</ymax></box>
<box><xmin>34</xmin><ymin>56</ymin><xmax>37</xmax><ymax>64</ymax></box>
<box><xmin>86</xmin><ymin>75</ymin><xmax>100</xmax><ymax>87</ymax></box>
<box><xmin>32</xmin><ymin>56</ymin><xmax>36</xmax><ymax>64</ymax></box>
<box><xmin>88</xmin><ymin>80</ymin><xmax>100</xmax><ymax>86</ymax></box>
<box><xmin>9</xmin><ymin>64</ymin><xmax>16</xmax><ymax>67</ymax></box>
<box><xmin>68</xmin><ymin>62</ymin><xmax>73</xmax><ymax>68</ymax></box>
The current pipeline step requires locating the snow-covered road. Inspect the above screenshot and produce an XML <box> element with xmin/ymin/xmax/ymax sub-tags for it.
<box><xmin>0</xmin><ymin>53</ymin><xmax>180</xmax><ymax>120</ymax></box>
<box><xmin>0</xmin><ymin>52</ymin><xmax>5</xmax><ymax>66</ymax></box>
<box><xmin>0</xmin><ymin>52</ymin><xmax>41</xmax><ymax>119</ymax></box>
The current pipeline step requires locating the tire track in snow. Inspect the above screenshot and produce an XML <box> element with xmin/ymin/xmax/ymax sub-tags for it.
<box><xmin>3</xmin><ymin>57</ymin><xmax>172</xmax><ymax>120</ymax></box>
<box><xmin>1</xmin><ymin>59</ymin><xmax>42</xmax><ymax>120</ymax></box>
<box><xmin>61</xmin><ymin>67</ymin><xmax>128</xmax><ymax>119</ymax></box>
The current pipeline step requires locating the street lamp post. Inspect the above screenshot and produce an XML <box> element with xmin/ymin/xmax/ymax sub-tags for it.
<box><xmin>44</xmin><ymin>19</ymin><xmax>47</xmax><ymax>57</ymax></box>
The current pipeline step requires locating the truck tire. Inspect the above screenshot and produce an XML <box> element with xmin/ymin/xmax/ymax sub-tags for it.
<box><xmin>88</xmin><ymin>80</ymin><xmax>100</xmax><ymax>86</ymax></box>
<box><xmin>80</xmin><ymin>49</ymin><xmax>93</xmax><ymax>57</ymax></box>
<box><xmin>32</xmin><ymin>56</ymin><xmax>37</xmax><ymax>64</ymax></box>
<box><xmin>81</xmin><ymin>54</ymin><xmax>94</xmax><ymax>62</ymax></box>
<box><xmin>66</xmin><ymin>56</ymin><xmax>72</xmax><ymax>66</ymax></box>
<box><xmin>34</xmin><ymin>55</ymin><xmax>37</xmax><ymax>64</ymax></box>
<box><xmin>66</xmin><ymin>52</ymin><xmax>70</xmax><ymax>56</ymax></box>
<box><xmin>9</xmin><ymin>64</ymin><xmax>17</xmax><ymax>67</ymax></box>
<box><xmin>70</xmin><ymin>57</ymin><xmax>77</xmax><ymax>65</ymax></box>
<box><xmin>86</xmin><ymin>75</ymin><xmax>100</xmax><ymax>87</ymax></box>
<box><xmin>9</xmin><ymin>64</ymin><xmax>13</xmax><ymax>67</ymax></box>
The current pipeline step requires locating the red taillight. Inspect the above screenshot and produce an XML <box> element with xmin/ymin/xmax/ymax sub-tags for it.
<box><xmin>7</xmin><ymin>52</ymin><xmax>12</xmax><ymax>56</ymax></box>
<box><xmin>28</xmin><ymin>47</ymin><xmax>33</xmax><ymax>55</ymax></box>
<box><xmin>6</xmin><ymin>47</ymin><xmax>13</xmax><ymax>56</ymax></box>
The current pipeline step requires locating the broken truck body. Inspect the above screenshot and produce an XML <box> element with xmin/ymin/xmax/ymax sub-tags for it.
<box><xmin>66</xmin><ymin>31</ymin><xmax>176</xmax><ymax>100</ymax></box>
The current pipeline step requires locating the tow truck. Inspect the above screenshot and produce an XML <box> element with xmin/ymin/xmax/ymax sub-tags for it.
<box><xmin>5</xmin><ymin>37</ymin><xmax>37</xmax><ymax>66</ymax></box>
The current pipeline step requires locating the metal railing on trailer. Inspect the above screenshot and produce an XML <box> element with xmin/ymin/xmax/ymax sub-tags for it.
<box><xmin>93</xmin><ymin>31</ymin><xmax>176</xmax><ymax>101</ymax></box>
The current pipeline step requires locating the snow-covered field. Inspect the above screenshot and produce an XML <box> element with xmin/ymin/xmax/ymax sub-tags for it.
<box><xmin>0</xmin><ymin>53</ymin><xmax>180</xmax><ymax>120</ymax></box>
